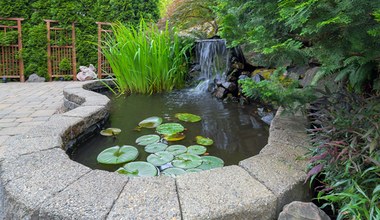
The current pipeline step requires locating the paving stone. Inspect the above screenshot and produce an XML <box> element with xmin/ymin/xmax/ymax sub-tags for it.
<box><xmin>26</xmin><ymin>115</ymin><xmax>84</xmax><ymax>140</ymax></box>
<box><xmin>240</xmin><ymin>155</ymin><xmax>310</xmax><ymax>215</ymax></box>
<box><xmin>14</xmin><ymin>118</ymin><xmax>33</xmax><ymax>123</ymax></box>
<box><xmin>0</xmin><ymin>135</ymin><xmax>62</xmax><ymax>160</ymax></box>
<box><xmin>177</xmin><ymin>165</ymin><xmax>277</xmax><ymax>220</ymax></box>
<box><xmin>39</xmin><ymin>170</ymin><xmax>128</xmax><ymax>220</ymax></box>
<box><xmin>0</xmin><ymin>126</ymin><xmax>32</xmax><ymax>136</ymax></box>
<box><xmin>0</xmin><ymin>122</ymin><xmax>19</xmax><ymax>128</ymax></box>
<box><xmin>63</xmin><ymin>105</ymin><xmax>109</xmax><ymax>128</ymax></box>
<box><xmin>0</xmin><ymin>118</ymin><xmax>16</xmax><ymax>123</ymax></box>
<box><xmin>0</xmin><ymin>135</ymin><xmax>10</xmax><ymax>145</ymax></box>
<box><xmin>30</xmin><ymin>109</ymin><xmax>57</xmax><ymax>117</ymax></box>
<box><xmin>107</xmin><ymin>176</ymin><xmax>181</xmax><ymax>220</ymax></box>
<box><xmin>0</xmin><ymin>149</ymin><xmax>90</xmax><ymax>219</ymax></box>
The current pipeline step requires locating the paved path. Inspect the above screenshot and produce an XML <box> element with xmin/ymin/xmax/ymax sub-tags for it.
<box><xmin>0</xmin><ymin>82</ymin><xmax>81</xmax><ymax>145</ymax></box>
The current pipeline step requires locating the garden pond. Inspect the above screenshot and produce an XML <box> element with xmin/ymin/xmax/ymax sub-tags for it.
<box><xmin>71</xmin><ymin>89</ymin><xmax>269</xmax><ymax>176</ymax></box>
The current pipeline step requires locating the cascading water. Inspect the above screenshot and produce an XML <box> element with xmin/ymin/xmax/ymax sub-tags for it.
<box><xmin>191</xmin><ymin>39</ymin><xmax>230</xmax><ymax>93</ymax></box>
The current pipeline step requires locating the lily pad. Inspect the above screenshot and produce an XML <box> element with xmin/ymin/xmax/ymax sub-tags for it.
<box><xmin>147</xmin><ymin>151</ymin><xmax>174</xmax><ymax>166</ymax></box>
<box><xmin>186</xmin><ymin>168</ymin><xmax>203</xmax><ymax>173</ymax></box>
<box><xmin>97</xmin><ymin>145</ymin><xmax>138</xmax><ymax>165</ymax></box>
<box><xmin>100</xmin><ymin>128</ymin><xmax>121</xmax><ymax>136</ymax></box>
<box><xmin>175</xmin><ymin>113</ymin><xmax>201</xmax><ymax>123</ymax></box>
<box><xmin>166</xmin><ymin>145</ymin><xmax>187</xmax><ymax>156</ymax></box>
<box><xmin>144</xmin><ymin>143</ymin><xmax>168</xmax><ymax>153</ymax></box>
<box><xmin>163</xmin><ymin>133</ymin><xmax>186</xmax><ymax>142</ymax></box>
<box><xmin>135</xmin><ymin>134</ymin><xmax>160</xmax><ymax>146</ymax></box>
<box><xmin>162</xmin><ymin>167</ymin><xmax>186</xmax><ymax>177</ymax></box>
<box><xmin>117</xmin><ymin>161</ymin><xmax>157</xmax><ymax>177</ymax></box>
<box><xmin>156</xmin><ymin>123</ymin><xmax>185</xmax><ymax>135</ymax></box>
<box><xmin>197</xmin><ymin>156</ymin><xmax>224</xmax><ymax>170</ymax></box>
<box><xmin>187</xmin><ymin>145</ymin><xmax>207</xmax><ymax>155</ymax></box>
<box><xmin>138</xmin><ymin>116</ymin><xmax>163</xmax><ymax>128</ymax></box>
<box><xmin>196</xmin><ymin>136</ymin><xmax>214</xmax><ymax>146</ymax></box>
<box><xmin>172</xmin><ymin>153</ymin><xmax>202</xmax><ymax>169</ymax></box>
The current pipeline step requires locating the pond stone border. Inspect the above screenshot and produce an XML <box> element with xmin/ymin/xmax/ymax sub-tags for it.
<box><xmin>0</xmin><ymin>81</ymin><xmax>311</xmax><ymax>220</ymax></box>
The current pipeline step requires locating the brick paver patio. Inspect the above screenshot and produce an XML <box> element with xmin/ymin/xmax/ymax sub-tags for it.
<box><xmin>0</xmin><ymin>82</ymin><xmax>83</xmax><ymax>144</ymax></box>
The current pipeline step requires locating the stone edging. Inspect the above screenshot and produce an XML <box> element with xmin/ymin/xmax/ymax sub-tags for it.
<box><xmin>0</xmin><ymin>80</ymin><xmax>311</xmax><ymax>220</ymax></box>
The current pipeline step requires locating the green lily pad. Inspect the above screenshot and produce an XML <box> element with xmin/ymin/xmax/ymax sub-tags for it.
<box><xmin>144</xmin><ymin>143</ymin><xmax>168</xmax><ymax>153</ymax></box>
<box><xmin>197</xmin><ymin>156</ymin><xmax>224</xmax><ymax>170</ymax></box>
<box><xmin>186</xmin><ymin>168</ymin><xmax>203</xmax><ymax>173</ymax></box>
<box><xmin>135</xmin><ymin>134</ymin><xmax>160</xmax><ymax>146</ymax></box>
<box><xmin>156</xmin><ymin>123</ymin><xmax>185</xmax><ymax>135</ymax></box>
<box><xmin>147</xmin><ymin>151</ymin><xmax>174</xmax><ymax>166</ymax></box>
<box><xmin>162</xmin><ymin>167</ymin><xmax>186</xmax><ymax>177</ymax></box>
<box><xmin>138</xmin><ymin>116</ymin><xmax>163</xmax><ymax>128</ymax></box>
<box><xmin>172</xmin><ymin>153</ymin><xmax>202</xmax><ymax>169</ymax></box>
<box><xmin>196</xmin><ymin>136</ymin><xmax>214</xmax><ymax>146</ymax></box>
<box><xmin>166</xmin><ymin>145</ymin><xmax>187</xmax><ymax>156</ymax></box>
<box><xmin>100</xmin><ymin>128</ymin><xmax>121</xmax><ymax>136</ymax></box>
<box><xmin>97</xmin><ymin>145</ymin><xmax>138</xmax><ymax>165</ymax></box>
<box><xmin>117</xmin><ymin>161</ymin><xmax>157</xmax><ymax>177</ymax></box>
<box><xmin>163</xmin><ymin>133</ymin><xmax>186</xmax><ymax>142</ymax></box>
<box><xmin>175</xmin><ymin>113</ymin><xmax>201</xmax><ymax>122</ymax></box>
<box><xmin>187</xmin><ymin>145</ymin><xmax>207</xmax><ymax>155</ymax></box>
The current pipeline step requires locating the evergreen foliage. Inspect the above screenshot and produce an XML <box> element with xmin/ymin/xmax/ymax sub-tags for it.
<box><xmin>215</xmin><ymin>0</ymin><xmax>380</xmax><ymax>92</ymax></box>
<box><xmin>0</xmin><ymin>0</ymin><xmax>159</xmax><ymax>79</ymax></box>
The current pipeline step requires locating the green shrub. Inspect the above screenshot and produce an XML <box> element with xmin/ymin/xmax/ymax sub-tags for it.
<box><xmin>239</xmin><ymin>70</ymin><xmax>317</xmax><ymax>112</ymax></box>
<box><xmin>307</xmin><ymin>89</ymin><xmax>380</xmax><ymax>219</ymax></box>
<box><xmin>0</xmin><ymin>0</ymin><xmax>160</xmax><ymax>79</ymax></box>
<box><xmin>103</xmin><ymin>19</ymin><xmax>192</xmax><ymax>94</ymax></box>
<box><xmin>215</xmin><ymin>0</ymin><xmax>380</xmax><ymax>92</ymax></box>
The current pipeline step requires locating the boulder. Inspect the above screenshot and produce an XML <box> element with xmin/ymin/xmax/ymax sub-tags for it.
<box><xmin>77</xmin><ymin>64</ymin><xmax>97</xmax><ymax>81</ymax></box>
<box><xmin>26</xmin><ymin>74</ymin><xmax>45</xmax><ymax>82</ymax></box>
<box><xmin>278</xmin><ymin>201</ymin><xmax>330</xmax><ymax>220</ymax></box>
<box><xmin>213</xmin><ymin>87</ymin><xmax>226</xmax><ymax>99</ymax></box>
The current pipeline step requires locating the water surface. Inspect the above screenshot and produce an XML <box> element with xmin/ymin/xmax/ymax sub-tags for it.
<box><xmin>72</xmin><ymin>90</ymin><xmax>269</xmax><ymax>171</ymax></box>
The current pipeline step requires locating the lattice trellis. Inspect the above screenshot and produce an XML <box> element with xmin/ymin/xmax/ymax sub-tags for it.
<box><xmin>96</xmin><ymin>22</ymin><xmax>113</xmax><ymax>79</ymax></box>
<box><xmin>0</xmin><ymin>18</ymin><xmax>25</xmax><ymax>82</ymax></box>
<box><xmin>45</xmin><ymin>20</ymin><xmax>77</xmax><ymax>81</ymax></box>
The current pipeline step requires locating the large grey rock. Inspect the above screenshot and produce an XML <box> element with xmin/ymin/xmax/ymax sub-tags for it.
<box><xmin>0</xmin><ymin>149</ymin><xmax>90</xmax><ymax>219</ymax></box>
<box><xmin>27</xmin><ymin>73</ymin><xmax>45</xmax><ymax>82</ymax></box>
<box><xmin>177</xmin><ymin>165</ymin><xmax>277</xmax><ymax>220</ymax></box>
<box><xmin>300</xmin><ymin>67</ymin><xmax>319</xmax><ymax>87</ymax></box>
<box><xmin>278</xmin><ymin>201</ymin><xmax>330</xmax><ymax>220</ymax></box>
<box><xmin>239</xmin><ymin>155</ymin><xmax>310</xmax><ymax>215</ymax></box>
<box><xmin>107</xmin><ymin>176</ymin><xmax>181</xmax><ymax>220</ymax></box>
<box><xmin>39</xmin><ymin>170</ymin><xmax>128</xmax><ymax>220</ymax></box>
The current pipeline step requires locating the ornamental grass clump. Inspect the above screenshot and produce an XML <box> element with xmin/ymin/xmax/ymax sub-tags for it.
<box><xmin>103</xmin><ymin>19</ymin><xmax>191</xmax><ymax>94</ymax></box>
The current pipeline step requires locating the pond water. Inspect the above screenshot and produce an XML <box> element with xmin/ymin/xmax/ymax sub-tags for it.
<box><xmin>71</xmin><ymin>89</ymin><xmax>269</xmax><ymax>171</ymax></box>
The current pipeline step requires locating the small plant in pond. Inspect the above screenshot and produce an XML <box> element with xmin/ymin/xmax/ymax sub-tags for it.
<box><xmin>138</xmin><ymin>116</ymin><xmax>163</xmax><ymax>128</ymax></box>
<box><xmin>156</xmin><ymin>123</ymin><xmax>185</xmax><ymax>135</ymax></box>
<box><xmin>97</xmin><ymin>145</ymin><xmax>138</xmax><ymax>164</ymax></box>
<box><xmin>195</xmin><ymin>136</ymin><xmax>214</xmax><ymax>146</ymax></box>
<box><xmin>117</xmin><ymin>161</ymin><xmax>158</xmax><ymax>177</ymax></box>
<box><xmin>175</xmin><ymin>113</ymin><xmax>202</xmax><ymax>122</ymax></box>
<box><xmin>100</xmin><ymin>128</ymin><xmax>121</xmax><ymax>137</ymax></box>
<box><xmin>102</xmin><ymin>19</ymin><xmax>193</xmax><ymax>94</ymax></box>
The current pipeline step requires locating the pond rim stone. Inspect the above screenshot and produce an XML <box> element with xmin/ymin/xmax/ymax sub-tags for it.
<box><xmin>0</xmin><ymin>80</ymin><xmax>311</xmax><ymax>219</ymax></box>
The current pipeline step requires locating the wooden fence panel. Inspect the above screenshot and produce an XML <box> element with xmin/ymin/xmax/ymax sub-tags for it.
<box><xmin>96</xmin><ymin>22</ymin><xmax>113</xmax><ymax>79</ymax></box>
<box><xmin>45</xmin><ymin>20</ymin><xmax>77</xmax><ymax>81</ymax></box>
<box><xmin>0</xmin><ymin>18</ymin><xmax>24</xmax><ymax>82</ymax></box>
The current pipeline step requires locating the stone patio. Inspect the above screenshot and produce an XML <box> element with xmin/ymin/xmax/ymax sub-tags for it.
<box><xmin>0</xmin><ymin>81</ymin><xmax>311</xmax><ymax>219</ymax></box>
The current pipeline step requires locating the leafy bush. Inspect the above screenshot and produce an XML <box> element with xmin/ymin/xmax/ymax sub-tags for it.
<box><xmin>0</xmin><ymin>31</ymin><xmax>18</xmax><ymax>46</ymax></box>
<box><xmin>215</xmin><ymin>0</ymin><xmax>380</xmax><ymax>92</ymax></box>
<box><xmin>239</xmin><ymin>71</ymin><xmax>316</xmax><ymax>112</ymax></box>
<box><xmin>103</xmin><ymin>19</ymin><xmax>192</xmax><ymax>94</ymax></box>
<box><xmin>0</xmin><ymin>0</ymin><xmax>160</xmax><ymax>79</ymax></box>
<box><xmin>307</xmin><ymin>89</ymin><xmax>380</xmax><ymax>219</ymax></box>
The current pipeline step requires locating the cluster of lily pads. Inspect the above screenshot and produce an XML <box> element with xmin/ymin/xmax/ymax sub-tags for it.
<box><xmin>97</xmin><ymin>113</ymin><xmax>224</xmax><ymax>177</ymax></box>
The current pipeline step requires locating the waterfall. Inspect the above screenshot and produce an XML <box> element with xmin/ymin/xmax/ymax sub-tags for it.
<box><xmin>191</xmin><ymin>39</ymin><xmax>230</xmax><ymax>93</ymax></box>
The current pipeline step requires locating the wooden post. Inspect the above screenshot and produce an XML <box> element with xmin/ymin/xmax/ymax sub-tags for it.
<box><xmin>45</xmin><ymin>20</ymin><xmax>52</xmax><ymax>81</ymax></box>
<box><xmin>17</xmin><ymin>18</ymin><xmax>24</xmax><ymax>82</ymax></box>
<box><xmin>97</xmin><ymin>22</ymin><xmax>102</xmax><ymax>79</ymax></box>
<box><xmin>71</xmin><ymin>22</ymin><xmax>77</xmax><ymax>81</ymax></box>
